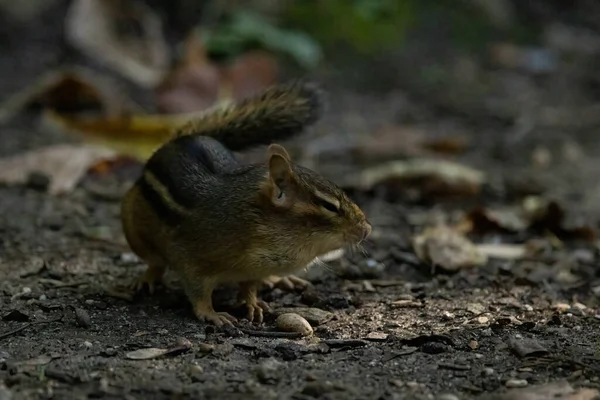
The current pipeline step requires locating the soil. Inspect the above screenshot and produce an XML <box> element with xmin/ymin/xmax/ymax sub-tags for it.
<box><xmin>2</xmin><ymin>2</ymin><xmax>600</xmax><ymax>400</ymax></box>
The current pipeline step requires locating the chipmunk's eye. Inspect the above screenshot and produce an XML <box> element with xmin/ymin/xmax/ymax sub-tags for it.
<box><xmin>316</xmin><ymin>197</ymin><xmax>339</xmax><ymax>214</ymax></box>
<box><xmin>277</xmin><ymin>189</ymin><xmax>285</xmax><ymax>200</ymax></box>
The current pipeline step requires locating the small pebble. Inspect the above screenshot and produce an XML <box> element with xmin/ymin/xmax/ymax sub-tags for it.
<box><xmin>437</xmin><ymin>394</ymin><xmax>460</xmax><ymax>400</ymax></box>
<box><xmin>83</xmin><ymin>341</ymin><xmax>93</xmax><ymax>348</ymax></box>
<box><xmin>522</xmin><ymin>304</ymin><xmax>533</xmax><ymax>312</ymax></box>
<box><xmin>38</xmin><ymin>295</ymin><xmax>47</xmax><ymax>301</ymax></box>
<box><xmin>505</xmin><ymin>379</ymin><xmax>528</xmax><ymax>388</ymax></box>
<box><xmin>477</xmin><ymin>316</ymin><xmax>489</xmax><ymax>324</ymax></box>
<box><xmin>482</xmin><ymin>368</ymin><xmax>494</xmax><ymax>376</ymax></box>
<box><xmin>74</xmin><ymin>308</ymin><xmax>91</xmax><ymax>328</ymax></box>
<box><xmin>198</xmin><ymin>343</ymin><xmax>215</xmax><ymax>353</ymax></box>
<box><xmin>22</xmin><ymin>287</ymin><xmax>32</xmax><ymax>294</ymax></box>
<box><xmin>188</xmin><ymin>364</ymin><xmax>204</xmax><ymax>382</ymax></box>
<box><xmin>573</xmin><ymin>302</ymin><xmax>587</xmax><ymax>311</ymax></box>
<box><xmin>469</xmin><ymin>340</ymin><xmax>478</xmax><ymax>350</ymax></box>
<box><xmin>553</xmin><ymin>303</ymin><xmax>570</xmax><ymax>312</ymax></box>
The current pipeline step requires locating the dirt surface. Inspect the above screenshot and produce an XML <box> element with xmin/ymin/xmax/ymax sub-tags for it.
<box><xmin>2</xmin><ymin>3</ymin><xmax>600</xmax><ymax>400</ymax></box>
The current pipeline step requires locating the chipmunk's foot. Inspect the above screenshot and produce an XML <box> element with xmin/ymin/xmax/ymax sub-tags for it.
<box><xmin>128</xmin><ymin>265</ymin><xmax>165</xmax><ymax>294</ymax></box>
<box><xmin>245</xmin><ymin>299</ymin><xmax>270</xmax><ymax>324</ymax></box>
<box><xmin>262</xmin><ymin>275</ymin><xmax>310</xmax><ymax>291</ymax></box>
<box><xmin>239</xmin><ymin>281</ymin><xmax>271</xmax><ymax>324</ymax></box>
<box><xmin>194</xmin><ymin>305</ymin><xmax>237</xmax><ymax>327</ymax></box>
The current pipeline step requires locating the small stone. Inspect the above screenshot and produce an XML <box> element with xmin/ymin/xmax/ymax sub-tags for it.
<box><xmin>120</xmin><ymin>252</ymin><xmax>139</xmax><ymax>264</ymax></box>
<box><xmin>474</xmin><ymin>353</ymin><xmax>484</xmax><ymax>359</ymax></box>
<box><xmin>573</xmin><ymin>302</ymin><xmax>587</xmax><ymax>311</ymax></box>
<box><xmin>477</xmin><ymin>316</ymin><xmax>489</xmax><ymax>324</ymax></box>
<box><xmin>255</xmin><ymin>358</ymin><xmax>284</xmax><ymax>383</ymax></box>
<box><xmin>198</xmin><ymin>343</ymin><xmax>215</xmax><ymax>353</ymax></box>
<box><xmin>482</xmin><ymin>368</ymin><xmax>494</xmax><ymax>376</ymax></box>
<box><xmin>365</xmin><ymin>331</ymin><xmax>388</xmax><ymax>341</ymax></box>
<box><xmin>38</xmin><ymin>294</ymin><xmax>47</xmax><ymax>301</ymax></box>
<box><xmin>276</xmin><ymin>313</ymin><xmax>313</xmax><ymax>336</ymax></box>
<box><xmin>421</xmin><ymin>342</ymin><xmax>448</xmax><ymax>354</ymax></box>
<box><xmin>522</xmin><ymin>304</ymin><xmax>533</xmax><ymax>312</ymax></box>
<box><xmin>22</xmin><ymin>287</ymin><xmax>32</xmax><ymax>294</ymax></box>
<box><xmin>74</xmin><ymin>308</ymin><xmax>91</xmax><ymax>328</ymax></box>
<box><xmin>390</xmin><ymin>379</ymin><xmax>403</xmax><ymax>388</ymax></box>
<box><xmin>83</xmin><ymin>341</ymin><xmax>93</xmax><ymax>348</ymax></box>
<box><xmin>505</xmin><ymin>379</ymin><xmax>528</xmax><ymax>388</ymax></box>
<box><xmin>157</xmin><ymin>329</ymin><xmax>168</xmax><ymax>335</ymax></box>
<box><xmin>405</xmin><ymin>381</ymin><xmax>420</xmax><ymax>389</ymax></box>
<box><xmin>442</xmin><ymin>311</ymin><xmax>455</xmax><ymax>320</ymax></box>
<box><xmin>437</xmin><ymin>394</ymin><xmax>460</xmax><ymax>400</ymax></box>
<box><xmin>188</xmin><ymin>364</ymin><xmax>204</xmax><ymax>382</ymax></box>
<box><xmin>469</xmin><ymin>340</ymin><xmax>478</xmax><ymax>350</ymax></box>
<box><xmin>553</xmin><ymin>303</ymin><xmax>571</xmax><ymax>312</ymax></box>
<box><xmin>466</xmin><ymin>303</ymin><xmax>486</xmax><ymax>315</ymax></box>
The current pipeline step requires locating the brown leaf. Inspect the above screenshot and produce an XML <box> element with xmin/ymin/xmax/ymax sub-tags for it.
<box><xmin>65</xmin><ymin>0</ymin><xmax>169</xmax><ymax>88</ymax></box>
<box><xmin>0</xmin><ymin>67</ymin><xmax>137</xmax><ymax>123</ymax></box>
<box><xmin>476</xmin><ymin>243</ymin><xmax>527</xmax><ymax>260</ymax></box>
<box><xmin>0</xmin><ymin>144</ymin><xmax>116</xmax><ymax>195</ymax></box>
<box><xmin>345</xmin><ymin>159</ymin><xmax>485</xmax><ymax>200</ymax></box>
<box><xmin>466</xmin><ymin>206</ymin><xmax>529</xmax><ymax>234</ymax></box>
<box><xmin>413</xmin><ymin>225</ymin><xmax>487</xmax><ymax>272</ymax></box>
<box><xmin>42</xmin><ymin>110</ymin><xmax>201</xmax><ymax>160</ymax></box>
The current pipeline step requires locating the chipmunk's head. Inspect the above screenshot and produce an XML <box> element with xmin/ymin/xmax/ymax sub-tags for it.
<box><xmin>262</xmin><ymin>144</ymin><xmax>371</xmax><ymax>256</ymax></box>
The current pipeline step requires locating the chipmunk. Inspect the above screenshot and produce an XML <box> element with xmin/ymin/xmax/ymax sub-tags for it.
<box><xmin>120</xmin><ymin>81</ymin><xmax>371</xmax><ymax>326</ymax></box>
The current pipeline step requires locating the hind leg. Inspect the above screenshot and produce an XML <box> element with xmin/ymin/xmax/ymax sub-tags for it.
<box><xmin>262</xmin><ymin>275</ymin><xmax>310</xmax><ymax>291</ymax></box>
<box><xmin>129</xmin><ymin>263</ymin><xmax>166</xmax><ymax>294</ymax></box>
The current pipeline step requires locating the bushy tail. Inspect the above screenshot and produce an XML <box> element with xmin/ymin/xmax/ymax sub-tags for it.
<box><xmin>174</xmin><ymin>81</ymin><xmax>324</xmax><ymax>151</ymax></box>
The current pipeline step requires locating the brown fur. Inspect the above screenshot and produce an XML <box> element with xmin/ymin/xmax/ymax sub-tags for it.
<box><xmin>121</xmin><ymin>82</ymin><xmax>370</xmax><ymax>326</ymax></box>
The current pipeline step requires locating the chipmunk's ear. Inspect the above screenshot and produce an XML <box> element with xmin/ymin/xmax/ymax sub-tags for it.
<box><xmin>267</xmin><ymin>144</ymin><xmax>294</xmax><ymax>204</ymax></box>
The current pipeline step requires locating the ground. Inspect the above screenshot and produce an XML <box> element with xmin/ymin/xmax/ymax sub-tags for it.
<box><xmin>2</xmin><ymin>3</ymin><xmax>600</xmax><ymax>400</ymax></box>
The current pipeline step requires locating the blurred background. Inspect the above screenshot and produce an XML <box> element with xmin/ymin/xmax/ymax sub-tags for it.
<box><xmin>1</xmin><ymin>0</ymin><xmax>600</xmax><ymax>212</ymax></box>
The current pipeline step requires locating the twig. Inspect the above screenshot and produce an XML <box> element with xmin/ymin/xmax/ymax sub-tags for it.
<box><xmin>0</xmin><ymin>315</ymin><xmax>63</xmax><ymax>341</ymax></box>
<box><xmin>239</xmin><ymin>328</ymin><xmax>305</xmax><ymax>339</ymax></box>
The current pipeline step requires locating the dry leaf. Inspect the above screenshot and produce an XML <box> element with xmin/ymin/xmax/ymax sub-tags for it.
<box><xmin>463</xmin><ymin>197</ymin><xmax>596</xmax><ymax>241</ymax></box>
<box><xmin>476</xmin><ymin>243</ymin><xmax>526</xmax><ymax>260</ymax></box>
<box><xmin>466</xmin><ymin>207</ymin><xmax>529</xmax><ymax>234</ymax></box>
<box><xmin>42</xmin><ymin>109</ymin><xmax>210</xmax><ymax>160</ymax></box>
<box><xmin>413</xmin><ymin>225</ymin><xmax>487</xmax><ymax>272</ymax></box>
<box><xmin>0</xmin><ymin>144</ymin><xmax>116</xmax><ymax>195</ymax></box>
<box><xmin>125</xmin><ymin>339</ymin><xmax>191</xmax><ymax>360</ymax></box>
<box><xmin>345</xmin><ymin>159</ymin><xmax>485</xmax><ymax>200</ymax></box>
<box><xmin>0</xmin><ymin>67</ymin><xmax>137</xmax><ymax>123</ymax></box>
<box><xmin>65</xmin><ymin>0</ymin><xmax>169</xmax><ymax>88</ymax></box>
